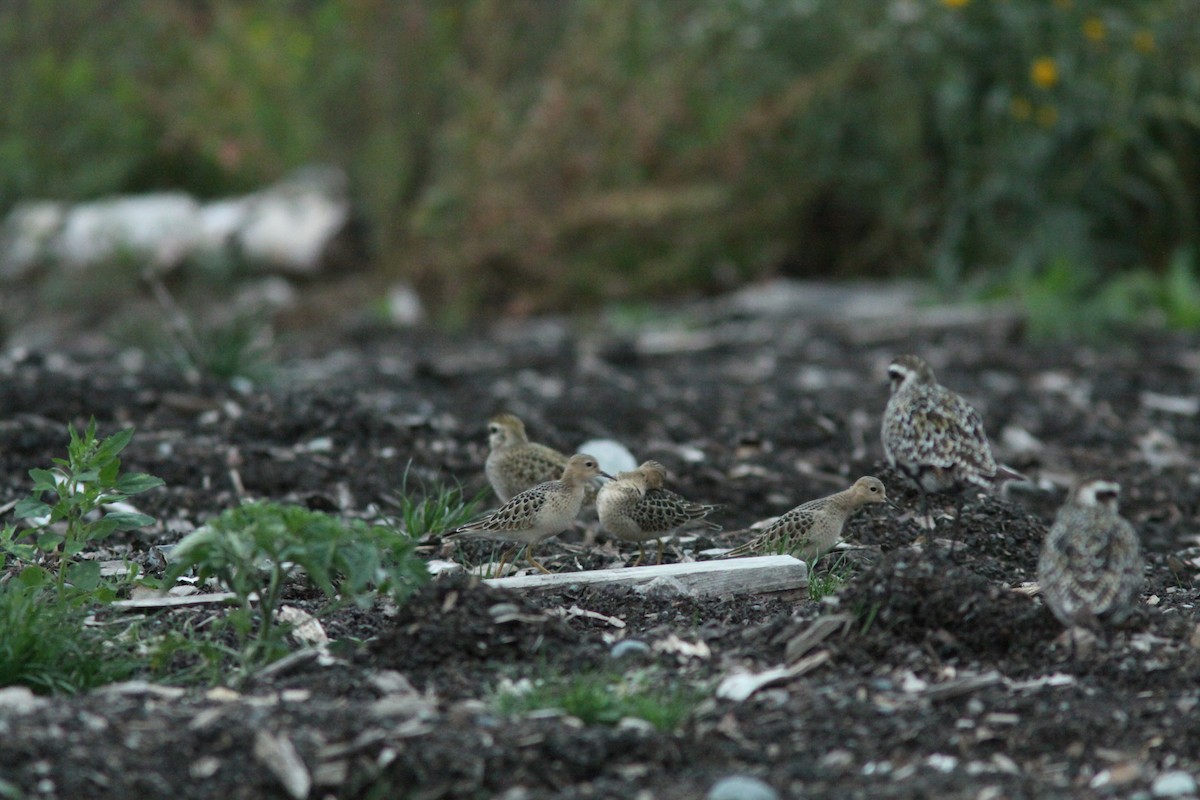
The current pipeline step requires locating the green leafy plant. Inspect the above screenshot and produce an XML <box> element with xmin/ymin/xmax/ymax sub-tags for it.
<box><xmin>808</xmin><ymin>554</ymin><xmax>855</xmax><ymax>601</ymax></box>
<box><xmin>393</xmin><ymin>463</ymin><xmax>487</xmax><ymax>540</ymax></box>
<box><xmin>493</xmin><ymin>669</ymin><xmax>703</xmax><ymax>731</ymax></box>
<box><xmin>1002</xmin><ymin>249</ymin><xmax>1200</xmax><ymax>340</ymax></box>
<box><xmin>144</xmin><ymin>271</ymin><xmax>274</xmax><ymax>383</ymax></box>
<box><xmin>165</xmin><ymin>502</ymin><xmax>428</xmax><ymax>677</ymax></box>
<box><xmin>0</xmin><ymin>581</ymin><xmax>138</xmax><ymax>694</ymax></box>
<box><xmin>3</xmin><ymin>419</ymin><xmax>163</xmax><ymax>598</ymax></box>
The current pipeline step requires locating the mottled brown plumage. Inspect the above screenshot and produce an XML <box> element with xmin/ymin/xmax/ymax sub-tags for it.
<box><xmin>450</xmin><ymin>453</ymin><xmax>611</xmax><ymax>574</ymax></box>
<box><xmin>725</xmin><ymin>476</ymin><xmax>888</xmax><ymax>564</ymax></box>
<box><xmin>1038</xmin><ymin>479</ymin><xmax>1142</xmax><ymax>632</ymax></box>
<box><xmin>881</xmin><ymin>355</ymin><xmax>1023</xmax><ymax>541</ymax></box>
<box><xmin>484</xmin><ymin>412</ymin><xmax>571</xmax><ymax>503</ymax></box>
<box><xmin>597</xmin><ymin>460</ymin><xmax>720</xmax><ymax>565</ymax></box>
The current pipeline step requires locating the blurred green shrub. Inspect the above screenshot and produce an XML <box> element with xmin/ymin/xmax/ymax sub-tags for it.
<box><xmin>1</xmin><ymin>0</ymin><xmax>1196</xmax><ymax>315</ymax></box>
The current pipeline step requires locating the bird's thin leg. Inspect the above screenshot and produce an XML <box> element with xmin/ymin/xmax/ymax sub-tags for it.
<box><xmin>495</xmin><ymin>546</ymin><xmax>516</xmax><ymax>578</ymax></box>
<box><xmin>918</xmin><ymin>484</ymin><xmax>934</xmax><ymax>539</ymax></box>
<box><xmin>949</xmin><ymin>493</ymin><xmax>965</xmax><ymax>558</ymax></box>
<box><xmin>526</xmin><ymin>546</ymin><xmax>552</xmax><ymax>574</ymax></box>
<box><xmin>632</xmin><ymin>542</ymin><xmax>645</xmax><ymax>568</ymax></box>
<box><xmin>655</xmin><ymin>538</ymin><xmax>665</xmax><ymax>565</ymax></box>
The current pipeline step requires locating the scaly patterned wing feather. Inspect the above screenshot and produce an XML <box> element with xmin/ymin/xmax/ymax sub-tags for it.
<box><xmin>631</xmin><ymin>489</ymin><xmax>720</xmax><ymax>533</ymax></box>
<box><xmin>727</xmin><ymin>508</ymin><xmax>818</xmax><ymax>557</ymax></box>
<box><xmin>453</xmin><ymin>484</ymin><xmax>553</xmax><ymax>535</ymax></box>
<box><xmin>511</xmin><ymin>445</ymin><xmax>569</xmax><ymax>486</ymax></box>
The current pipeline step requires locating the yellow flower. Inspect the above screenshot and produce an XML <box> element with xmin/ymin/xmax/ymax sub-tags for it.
<box><xmin>943</xmin><ymin>0</ymin><xmax>970</xmax><ymax>7</ymax></box>
<box><xmin>1010</xmin><ymin>96</ymin><xmax>1033</xmax><ymax>120</ymax></box>
<box><xmin>1031</xmin><ymin>57</ymin><xmax>1059</xmax><ymax>89</ymax></box>
<box><xmin>1036</xmin><ymin>105</ymin><xmax>1059</xmax><ymax>128</ymax></box>
<box><xmin>1083</xmin><ymin>17</ymin><xmax>1105</xmax><ymax>42</ymax></box>
<box><xmin>1133</xmin><ymin>30</ymin><xmax>1156</xmax><ymax>53</ymax></box>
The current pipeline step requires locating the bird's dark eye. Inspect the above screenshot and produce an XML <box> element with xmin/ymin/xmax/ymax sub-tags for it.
<box><xmin>870</xmin><ymin>485</ymin><xmax>878</xmax><ymax>492</ymax></box>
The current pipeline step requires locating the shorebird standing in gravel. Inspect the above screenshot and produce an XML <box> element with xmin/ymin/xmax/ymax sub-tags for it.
<box><xmin>724</xmin><ymin>476</ymin><xmax>889</xmax><ymax>565</ymax></box>
<box><xmin>881</xmin><ymin>354</ymin><xmax>1024</xmax><ymax>546</ymax></box>
<box><xmin>1038</xmin><ymin>479</ymin><xmax>1143</xmax><ymax>642</ymax></box>
<box><xmin>484</xmin><ymin>412</ymin><xmax>571</xmax><ymax>502</ymax></box>
<box><xmin>448</xmin><ymin>453</ymin><xmax>611</xmax><ymax>576</ymax></box>
<box><xmin>597</xmin><ymin>460</ymin><xmax>720</xmax><ymax>566</ymax></box>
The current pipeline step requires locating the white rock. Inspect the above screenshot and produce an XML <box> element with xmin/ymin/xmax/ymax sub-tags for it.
<box><xmin>0</xmin><ymin>201</ymin><xmax>65</xmax><ymax>278</ymax></box>
<box><xmin>0</xmin><ymin>165</ymin><xmax>354</xmax><ymax>280</ymax></box>
<box><xmin>196</xmin><ymin>198</ymin><xmax>250</xmax><ymax>253</ymax></box>
<box><xmin>706</xmin><ymin>775</ymin><xmax>779</xmax><ymax>800</ymax></box>
<box><xmin>54</xmin><ymin>192</ymin><xmax>201</xmax><ymax>271</ymax></box>
<box><xmin>1152</xmin><ymin>771</ymin><xmax>1197</xmax><ymax>797</ymax></box>
<box><xmin>0</xmin><ymin>686</ymin><xmax>47</xmax><ymax>715</ymax></box>
<box><xmin>386</xmin><ymin>283</ymin><xmax>425</xmax><ymax>327</ymax></box>
<box><xmin>237</xmin><ymin>166</ymin><xmax>349</xmax><ymax>274</ymax></box>
<box><xmin>576</xmin><ymin>438</ymin><xmax>637</xmax><ymax>475</ymax></box>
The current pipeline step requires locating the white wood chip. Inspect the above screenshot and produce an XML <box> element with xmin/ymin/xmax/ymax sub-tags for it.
<box><xmin>254</xmin><ymin>729</ymin><xmax>311</xmax><ymax>800</ymax></box>
<box><xmin>484</xmin><ymin>555</ymin><xmax>807</xmax><ymax>596</ymax></box>
<box><xmin>112</xmin><ymin>592</ymin><xmax>236</xmax><ymax>610</ymax></box>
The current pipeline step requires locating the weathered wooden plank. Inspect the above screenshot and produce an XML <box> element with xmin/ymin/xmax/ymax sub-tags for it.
<box><xmin>112</xmin><ymin>592</ymin><xmax>237</xmax><ymax>610</ymax></box>
<box><xmin>484</xmin><ymin>555</ymin><xmax>807</xmax><ymax>596</ymax></box>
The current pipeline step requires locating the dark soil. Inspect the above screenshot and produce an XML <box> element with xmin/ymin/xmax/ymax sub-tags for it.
<box><xmin>1</xmin><ymin>288</ymin><xmax>1199</xmax><ymax>799</ymax></box>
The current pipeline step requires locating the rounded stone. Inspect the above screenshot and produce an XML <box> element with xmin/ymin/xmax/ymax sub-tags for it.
<box><xmin>1152</xmin><ymin>771</ymin><xmax>1197</xmax><ymax>798</ymax></box>
<box><xmin>706</xmin><ymin>775</ymin><xmax>779</xmax><ymax>800</ymax></box>
<box><xmin>609</xmin><ymin>639</ymin><xmax>651</xmax><ymax>660</ymax></box>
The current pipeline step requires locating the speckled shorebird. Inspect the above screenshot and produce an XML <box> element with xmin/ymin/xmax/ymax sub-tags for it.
<box><xmin>725</xmin><ymin>476</ymin><xmax>889</xmax><ymax>564</ymax></box>
<box><xmin>596</xmin><ymin>460</ymin><xmax>720</xmax><ymax>566</ymax></box>
<box><xmin>1038</xmin><ymin>479</ymin><xmax>1143</xmax><ymax>635</ymax></box>
<box><xmin>881</xmin><ymin>354</ymin><xmax>1023</xmax><ymax>542</ymax></box>
<box><xmin>484</xmin><ymin>412</ymin><xmax>571</xmax><ymax>503</ymax></box>
<box><xmin>448</xmin><ymin>453</ymin><xmax>611</xmax><ymax>575</ymax></box>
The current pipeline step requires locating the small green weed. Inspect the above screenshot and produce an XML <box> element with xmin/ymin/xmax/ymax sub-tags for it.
<box><xmin>808</xmin><ymin>554</ymin><xmax>855</xmax><ymax>601</ymax></box>
<box><xmin>858</xmin><ymin>601</ymin><xmax>883</xmax><ymax>637</ymax></box>
<box><xmin>393</xmin><ymin>463</ymin><xmax>486</xmax><ymax>540</ymax></box>
<box><xmin>493</xmin><ymin>669</ymin><xmax>704</xmax><ymax>731</ymax></box>
<box><xmin>145</xmin><ymin>271</ymin><xmax>273</xmax><ymax>383</ymax></box>
<box><xmin>165</xmin><ymin>502</ymin><xmax>428</xmax><ymax>679</ymax></box>
<box><xmin>4</xmin><ymin>419</ymin><xmax>163</xmax><ymax>599</ymax></box>
<box><xmin>0</xmin><ymin>581</ymin><xmax>138</xmax><ymax>694</ymax></box>
<box><xmin>184</xmin><ymin>316</ymin><xmax>274</xmax><ymax>383</ymax></box>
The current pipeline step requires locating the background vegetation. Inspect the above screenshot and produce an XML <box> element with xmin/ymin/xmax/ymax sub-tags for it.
<box><xmin>1</xmin><ymin>0</ymin><xmax>1197</xmax><ymax>319</ymax></box>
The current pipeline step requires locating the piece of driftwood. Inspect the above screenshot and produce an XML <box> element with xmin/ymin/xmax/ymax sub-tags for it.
<box><xmin>784</xmin><ymin>613</ymin><xmax>853</xmax><ymax>662</ymax></box>
<box><xmin>112</xmin><ymin>592</ymin><xmax>236</xmax><ymax>610</ymax></box>
<box><xmin>484</xmin><ymin>555</ymin><xmax>807</xmax><ymax>595</ymax></box>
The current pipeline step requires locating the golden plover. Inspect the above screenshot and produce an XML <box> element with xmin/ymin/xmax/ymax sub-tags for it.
<box><xmin>881</xmin><ymin>354</ymin><xmax>1023</xmax><ymax>541</ymax></box>
<box><xmin>725</xmin><ymin>476</ymin><xmax>889</xmax><ymax>564</ymax></box>
<box><xmin>449</xmin><ymin>453</ymin><xmax>611</xmax><ymax>575</ymax></box>
<box><xmin>596</xmin><ymin>460</ymin><xmax>720</xmax><ymax>566</ymax></box>
<box><xmin>1037</xmin><ymin>479</ymin><xmax>1142</xmax><ymax>633</ymax></box>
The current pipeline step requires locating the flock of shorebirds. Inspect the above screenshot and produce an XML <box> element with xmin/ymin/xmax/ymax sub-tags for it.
<box><xmin>445</xmin><ymin>354</ymin><xmax>1144</xmax><ymax>638</ymax></box>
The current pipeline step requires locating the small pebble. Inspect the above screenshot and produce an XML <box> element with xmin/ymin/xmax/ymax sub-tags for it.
<box><xmin>609</xmin><ymin>639</ymin><xmax>651</xmax><ymax>661</ymax></box>
<box><xmin>706</xmin><ymin>775</ymin><xmax>778</xmax><ymax>800</ymax></box>
<box><xmin>1152</xmin><ymin>771</ymin><xmax>1196</xmax><ymax>797</ymax></box>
